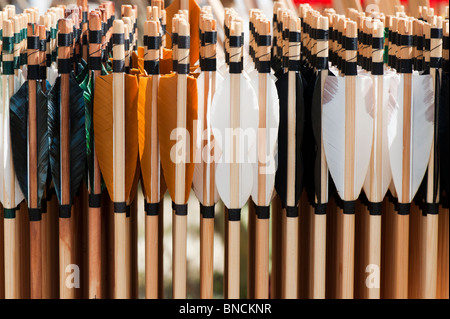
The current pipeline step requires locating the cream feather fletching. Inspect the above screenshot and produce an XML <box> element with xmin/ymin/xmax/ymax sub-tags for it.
<box><xmin>1</xmin><ymin>75</ymin><xmax>25</xmax><ymax>209</ymax></box>
<box><xmin>363</xmin><ymin>71</ymin><xmax>398</xmax><ymax>202</ymax></box>
<box><xmin>210</xmin><ymin>73</ymin><xmax>259</xmax><ymax>208</ymax></box>
<box><xmin>249</xmin><ymin>71</ymin><xmax>280</xmax><ymax>206</ymax></box>
<box><xmin>388</xmin><ymin>71</ymin><xmax>434</xmax><ymax>203</ymax></box>
<box><xmin>323</xmin><ymin>70</ymin><xmax>374</xmax><ymax>200</ymax></box>
<box><xmin>192</xmin><ymin>71</ymin><xmax>224</xmax><ymax>205</ymax></box>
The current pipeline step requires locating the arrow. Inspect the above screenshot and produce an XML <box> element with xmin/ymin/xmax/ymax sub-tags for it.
<box><xmin>138</xmin><ymin>11</ymin><xmax>167</xmax><ymax>299</ymax></box>
<box><xmin>48</xmin><ymin>18</ymin><xmax>86</xmax><ymax>298</ymax></box>
<box><xmin>82</xmin><ymin>10</ymin><xmax>105</xmax><ymax>299</ymax></box>
<box><xmin>165</xmin><ymin>0</ymin><xmax>201</xmax><ymax>66</ymax></box>
<box><xmin>77</xmin><ymin>0</ymin><xmax>89</xmax><ymax>62</ymax></box>
<box><xmin>387</xmin><ymin>17</ymin><xmax>434</xmax><ymax>298</ymax></box>
<box><xmin>323</xmin><ymin>19</ymin><xmax>374</xmax><ymax>298</ymax></box>
<box><xmin>248</xmin><ymin>14</ymin><xmax>279</xmax><ymax>299</ymax></box>
<box><xmin>360</xmin><ymin>18</ymin><xmax>396</xmax><ymax>299</ymax></box>
<box><xmin>192</xmin><ymin>11</ymin><xmax>222</xmax><ymax>299</ymax></box>
<box><xmin>274</xmin><ymin>12</ymin><xmax>304</xmax><ymax>299</ymax></box>
<box><xmin>198</xmin><ymin>10</ymin><xmax>224</xmax><ymax>298</ymax></box>
<box><xmin>211</xmin><ymin>17</ymin><xmax>259</xmax><ymax>298</ymax></box>
<box><xmin>158</xmin><ymin>14</ymin><xmax>197</xmax><ymax>299</ymax></box>
<box><xmin>307</xmin><ymin>12</ymin><xmax>331</xmax><ymax>299</ymax></box>
<box><xmin>9</xmin><ymin>21</ymin><xmax>50</xmax><ymax>300</ymax></box>
<box><xmin>420</xmin><ymin>15</ymin><xmax>443</xmax><ymax>299</ymax></box>
<box><xmin>93</xmin><ymin>18</ymin><xmax>139</xmax><ymax>298</ymax></box>
<box><xmin>440</xmin><ymin>19</ymin><xmax>449</xmax><ymax>214</ymax></box>
<box><xmin>1</xmin><ymin>17</ymin><xmax>25</xmax><ymax>299</ymax></box>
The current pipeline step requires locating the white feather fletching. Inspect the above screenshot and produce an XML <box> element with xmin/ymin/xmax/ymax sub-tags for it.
<box><xmin>210</xmin><ymin>73</ymin><xmax>259</xmax><ymax>208</ymax></box>
<box><xmin>363</xmin><ymin>71</ymin><xmax>398</xmax><ymax>202</ymax></box>
<box><xmin>323</xmin><ymin>73</ymin><xmax>374</xmax><ymax>200</ymax></box>
<box><xmin>47</xmin><ymin>65</ymin><xmax>58</xmax><ymax>86</ymax></box>
<box><xmin>192</xmin><ymin>71</ymin><xmax>224</xmax><ymax>204</ymax></box>
<box><xmin>15</xmin><ymin>68</ymin><xmax>25</xmax><ymax>90</ymax></box>
<box><xmin>388</xmin><ymin>71</ymin><xmax>434</xmax><ymax>203</ymax></box>
<box><xmin>1</xmin><ymin>75</ymin><xmax>25</xmax><ymax>208</ymax></box>
<box><xmin>249</xmin><ymin>73</ymin><xmax>280</xmax><ymax>206</ymax></box>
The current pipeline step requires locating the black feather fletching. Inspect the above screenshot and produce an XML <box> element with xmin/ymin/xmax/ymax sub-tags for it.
<box><xmin>275</xmin><ymin>72</ymin><xmax>305</xmax><ymax>208</ymax></box>
<box><xmin>9</xmin><ymin>81</ymin><xmax>50</xmax><ymax>209</ymax></box>
<box><xmin>417</xmin><ymin>70</ymin><xmax>443</xmax><ymax>209</ymax></box>
<box><xmin>76</xmin><ymin>60</ymin><xmax>89</xmax><ymax>85</ymax></box>
<box><xmin>302</xmin><ymin>64</ymin><xmax>318</xmax><ymax>205</ymax></box>
<box><xmin>48</xmin><ymin>73</ymin><xmax>86</xmax><ymax>208</ymax></box>
<box><xmin>431</xmin><ymin>69</ymin><xmax>441</xmax><ymax>203</ymax></box>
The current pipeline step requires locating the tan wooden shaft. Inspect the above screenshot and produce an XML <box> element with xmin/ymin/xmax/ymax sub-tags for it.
<box><xmin>173</xmin><ymin>214</ymin><xmax>187</xmax><ymax>299</ymax></box>
<box><xmin>200</xmin><ymin>217</ymin><xmax>214</xmax><ymax>298</ymax></box>
<box><xmin>366</xmin><ymin>215</ymin><xmax>381</xmax><ymax>299</ymax></box>
<box><xmin>226</xmin><ymin>220</ymin><xmax>240</xmax><ymax>299</ymax></box>
<box><xmin>30</xmin><ymin>221</ymin><xmax>42</xmax><ymax>299</ymax></box>
<box><xmin>337</xmin><ymin>213</ymin><xmax>355</xmax><ymax>299</ymax></box>
<box><xmin>88</xmin><ymin>11</ymin><xmax>103</xmax><ymax>299</ymax></box>
<box><xmin>310</xmin><ymin>214</ymin><xmax>326</xmax><ymax>299</ymax></box>
<box><xmin>311</xmin><ymin>16</ymin><xmax>329</xmax><ymax>298</ymax></box>
<box><xmin>4</xmin><ymin>219</ymin><xmax>21</xmax><ymax>298</ymax></box>
<box><xmin>88</xmin><ymin>207</ymin><xmax>102</xmax><ymax>298</ymax></box>
<box><xmin>172</xmin><ymin>18</ymin><xmax>189</xmax><ymax>299</ymax></box>
<box><xmin>423</xmin><ymin>214</ymin><xmax>439</xmax><ymax>298</ymax></box>
<box><xmin>255</xmin><ymin>218</ymin><xmax>269</xmax><ymax>298</ymax></box>
<box><xmin>281</xmin><ymin>212</ymin><xmax>299</xmax><ymax>299</ymax></box>
<box><xmin>59</xmin><ymin>213</ymin><xmax>75</xmax><ymax>299</ymax></box>
<box><xmin>226</xmin><ymin>19</ymin><xmax>243</xmax><ymax>299</ymax></box>
<box><xmin>199</xmin><ymin>18</ymin><xmax>217</xmax><ymax>299</ymax></box>
<box><xmin>145</xmin><ymin>215</ymin><xmax>159</xmax><ymax>298</ymax></box>
<box><xmin>270</xmin><ymin>195</ymin><xmax>282</xmax><ymax>299</ymax></box>
<box><xmin>437</xmin><ymin>207</ymin><xmax>449</xmax><ymax>299</ymax></box>
<box><xmin>111</xmin><ymin>19</ymin><xmax>128</xmax><ymax>299</ymax></box>
<box><xmin>56</xmin><ymin>19</ymin><xmax>75</xmax><ymax>300</ymax></box>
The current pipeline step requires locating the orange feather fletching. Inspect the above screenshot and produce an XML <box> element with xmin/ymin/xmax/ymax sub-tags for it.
<box><xmin>157</xmin><ymin>73</ymin><xmax>198</xmax><ymax>204</ymax></box>
<box><xmin>165</xmin><ymin>0</ymin><xmax>200</xmax><ymax>66</ymax></box>
<box><xmin>93</xmin><ymin>74</ymin><xmax>139</xmax><ymax>202</ymax></box>
<box><xmin>138</xmin><ymin>75</ymin><xmax>167</xmax><ymax>201</ymax></box>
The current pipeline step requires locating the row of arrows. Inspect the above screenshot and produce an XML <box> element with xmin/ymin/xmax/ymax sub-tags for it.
<box><xmin>0</xmin><ymin>0</ymin><xmax>448</xmax><ymax>299</ymax></box>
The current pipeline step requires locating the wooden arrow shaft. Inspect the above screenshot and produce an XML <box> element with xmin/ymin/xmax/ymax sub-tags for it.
<box><xmin>310</xmin><ymin>68</ymin><xmax>329</xmax><ymax>299</ymax></box>
<box><xmin>88</xmin><ymin>12</ymin><xmax>103</xmax><ymax>299</ymax></box>
<box><xmin>145</xmin><ymin>214</ymin><xmax>159</xmax><ymax>299</ymax></box>
<box><xmin>226</xmin><ymin>220</ymin><xmax>240</xmax><ymax>298</ymax></box>
<box><xmin>58</xmin><ymin>19</ymin><xmax>75</xmax><ymax>299</ymax></box>
<box><xmin>344</xmin><ymin>76</ymin><xmax>356</xmax><ymax>198</ymax></box>
<box><xmin>200</xmin><ymin>216</ymin><xmax>214</xmax><ymax>298</ymax></box>
<box><xmin>200</xmin><ymin>69</ymin><xmax>216</xmax><ymax>299</ymax></box>
<box><xmin>4</xmin><ymin>219</ymin><xmax>21</xmax><ymax>298</ymax></box>
<box><xmin>202</xmin><ymin>71</ymin><xmax>215</xmax><ymax>206</ymax></box>
<box><xmin>172</xmin><ymin>213</ymin><xmax>187</xmax><ymax>299</ymax></box>
<box><xmin>310</xmin><ymin>213</ymin><xmax>326</xmax><ymax>299</ymax></box>
<box><xmin>28</xmin><ymin>80</ymin><xmax>42</xmax><ymax>299</ymax></box>
<box><xmin>281</xmin><ymin>214</ymin><xmax>298</xmax><ymax>298</ymax></box>
<box><xmin>255</xmin><ymin>217</ymin><xmax>269</xmax><ymax>298</ymax></box>
<box><xmin>150</xmin><ymin>74</ymin><xmax>161</xmax><ymax>203</ymax></box>
<box><xmin>112</xmin><ymin>20</ymin><xmax>128</xmax><ymax>299</ymax></box>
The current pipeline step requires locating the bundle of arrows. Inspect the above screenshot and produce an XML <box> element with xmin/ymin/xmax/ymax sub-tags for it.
<box><xmin>0</xmin><ymin>0</ymin><xmax>448</xmax><ymax>300</ymax></box>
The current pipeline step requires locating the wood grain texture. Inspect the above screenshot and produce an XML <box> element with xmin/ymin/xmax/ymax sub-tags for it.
<box><xmin>437</xmin><ymin>207</ymin><xmax>449</xmax><ymax>299</ymax></box>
